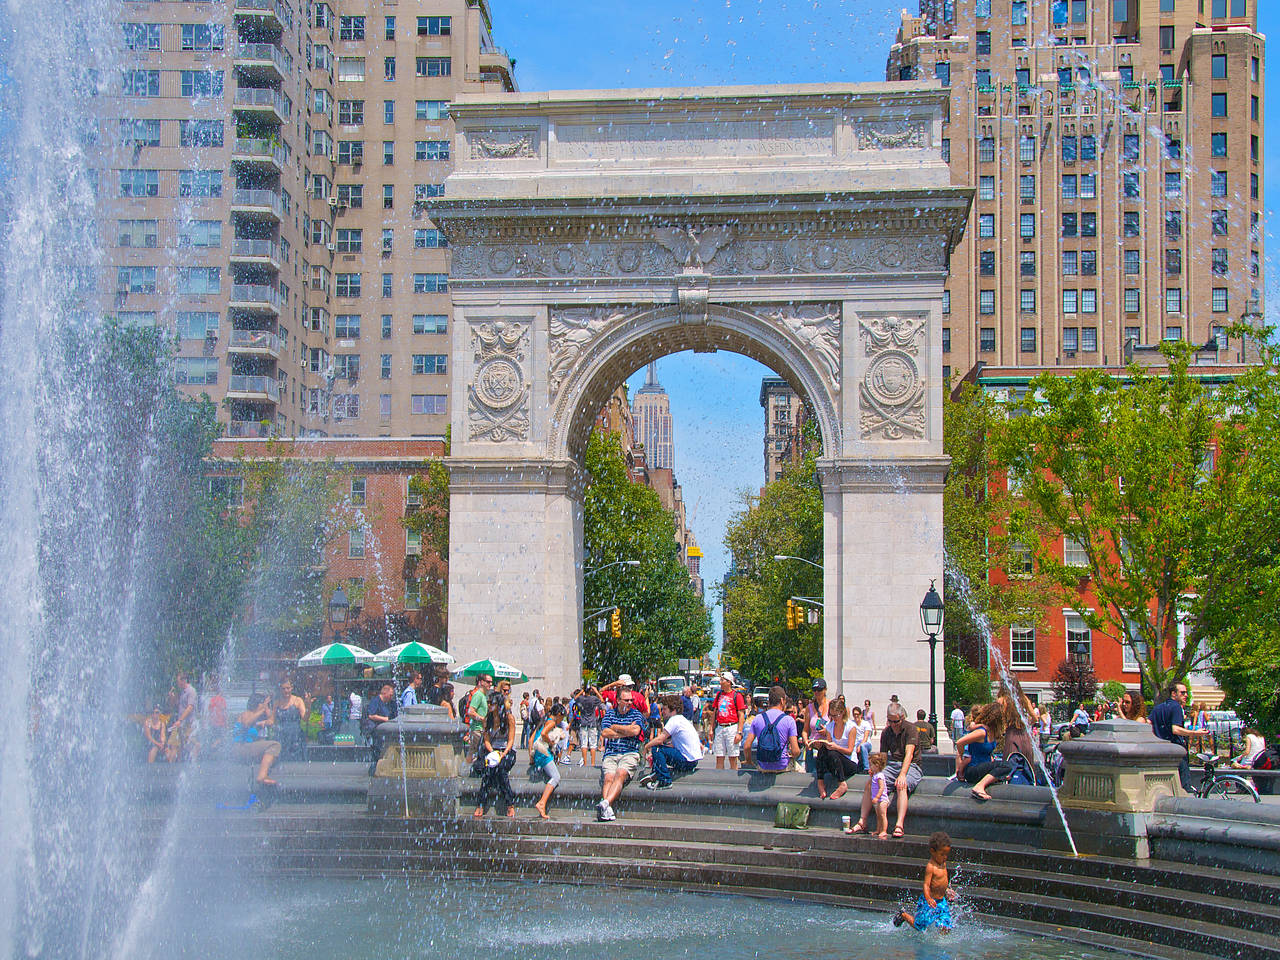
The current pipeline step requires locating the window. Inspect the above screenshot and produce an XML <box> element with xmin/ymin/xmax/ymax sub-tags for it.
<box><xmin>1125</xmin><ymin>325</ymin><xmax>1141</xmax><ymax>344</ymax></box>
<box><xmin>1065</xmin><ymin>613</ymin><xmax>1092</xmax><ymax>664</ymax></box>
<box><xmin>122</xmin><ymin>23</ymin><xmax>161</xmax><ymax>51</ymax></box>
<box><xmin>978</xmin><ymin>176</ymin><xmax>995</xmax><ymax>201</ymax></box>
<box><xmin>1123</xmin><ymin>250</ymin><xmax>1140</xmax><ymax>275</ymax></box>
<box><xmin>1080</xmin><ymin>135</ymin><xmax>1096</xmax><ymax>161</ymax></box>
<box><xmin>417</xmin><ymin>15</ymin><xmax>451</xmax><ymax>35</ymax></box>
<box><xmin>176</xmin><ymin>312</ymin><xmax>218</xmax><ymax>340</ymax></box>
<box><xmin>337</xmin><ymin>140</ymin><xmax>364</xmax><ymax>165</ymax></box>
<box><xmin>118</xmin><ymin>218</ymin><xmax>158</xmax><ymax>248</ymax></box>
<box><xmin>1251</xmin><ymin>173</ymin><xmax>1259</xmax><ymax>200</ymax></box>
<box><xmin>1072</xmin><ymin>0</ymin><xmax>1087</xmax><ymax>21</ymax></box>
<box><xmin>335</xmin><ymin>274</ymin><xmax>361</xmax><ymax>298</ymax></box>
<box><xmin>1020</xmin><ymin>252</ymin><xmax>1036</xmax><ymax>276</ymax></box>
<box><xmin>383</xmin><ymin>141</ymin><xmax>394</xmax><ymax>165</ymax></box>
<box><xmin>335</xmin><ymin>228</ymin><xmax>362</xmax><ymax>253</ymax></box>
<box><xmin>1253</xmin><ymin>95</ymin><xmax>1260</xmax><ymax>121</ymax></box>
<box><xmin>412</xmin><ymin>314</ymin><xmax>448</xmax><ymax>335</ymax></box>
<box><xmin>979</xmin><ymin>328</ymin><xmax>996</xmax><ymax>352</ymax></box>
<box><xmin>337</xmin><ymin>100</ymin><xmax>364</xmax><ymax>125</ymax></box>
<box><xmin>1160</xmin><ymin>0</ymin><xmax>1175</xmax><ymax>8</ymax></box>
<box><xmin>1165</xmin><ymin>325</ymin><xmax>1182</xmax><ymax>341</ymax></box>
<box><xmin>1061</xmin><ymin>175</ymin><xmax>1077</xmax><ymax>200</ymax></box>
<box><xmin>119</xmin><ymin>119</ymin><xmax>160</xmax><ymax>147</ymax></box>
<box><xmin>978</xmin><ymin>137</ymin><xmax>995</xmax><ymax>162</ymax></box>
<box><xmin>383</xmin><ymin>100</ymin><xmax>394</xmax><ymax>124</ymax></box>
<box><xmin>1121</xmin><ymin>134</ymin><xmax>1140</xmax><ymax>164</ymax></box>
<box><xmin>179</xmin><ymin>119</ymin><xmax>223</xmax><ymax>148</ymax></box>
<box><xmin>413</xmin><ymin>273</ymin><xmax>447</xmax><ymax>293</ymax></box>
<box><xmin>416</xmin><ymin>100</ymin><xmax>450</xmax><ymax>121</ymax></box>
<box><xmin>936</xmin><ymin>62</ymin><xmax>950</xmax><ymax>86</ymax></box>
<box><xmin>1081</xmin><ymin>290</ymin><xmax>1097</xmax><ymax>315</ymax></box>
<box><xmin>1012</xmin><ymin>1</ymin><xmax>1027</xmax><ymax>25</ymax></box>
<box><xmin>1010</xmin><ymin>627</ymin><xmax>1036</xmax><ymax>668</ymax></box>
<box><xmin>177</xmin><ymin>267</ymin><xmax>220</xmax><ymax>295</ymax></box>
<box><xmin>332</xmin><ymin>394</ymin><xmax>360</xmax><ymax>421</ymax></box>
<box><xmin>978</xmin><ymin>214</ymin><xmax>995</xmax><ymax>238</ymax></box>
<box><xmin>383</xmin><ymin>184</ymin><xmax>394</xmax><ymax>209</ymax></box>
<box><xmin>1079</xmin><ymin>174</ymin><xmax>1096</xmax><ymax>199</ymax></box>
<box><xmin>1020</xmin><ymin>213</ymin><xmax>1035</xmax><ymax>238</ymax></box>
<box><xmin>1081</xmin><ymin>250</ymin><xmax>1097</xmax><ymax>276</ymax></box>
<box><xmin>942</xmin><ymin>290</ymin><xmax>951</xmax><ymax>315</ymax></box>
<box><xmin>382</xmin><ymin>274</ymin><xmax>393</xmax><ymax>298</ymax></box>
<box><xmin>337</xmin><ymin>57</ymin><xmax>365</xmax><ymax>81</ymax></box>
<box><xmin>414</xmin><ymin>183</ymin><xmax>446</xmax><ymax>201</ymax></box>
<box><xmin>179</xmin><ymin>170</ymin><xmax>222</xmax><ymax>198</ymax></box>
<box><xmin>177</xmin><ymin>219</ymin><xmax>220</xmax><ymax>248</ymax></box>
<box><xmin>942</xmin><ymin>328</ymin><xmax>951</xmax><ymax>353</ymax></box>
<box><xmin>976</xmin><ymin>31</ymin><xmax>991</xmax><ymax>56</ymax></box>
<box><xmin>1160</xmin><ymin>64</ymin><xmax>1174</xmax><ymax>83</ymax></box>
<box><xmin>1083</xmin><ymin>327</ymin><xmax>1098</xmax><ymax>352</ymax></box>
<box><xmin>181</xmin><ymin>70</ymin><xmax>223</xmax><ymax>99</ymax></box>
<box><xmin>1165</xmin><ymin>288</ymin><xmax>1182</xmax><ymax>313</ymax></box>
<box><xmin>1053</xmin><ymin>0</ymin><xmax>1069</xmax><ymax>24</ymax></box>
<box><xmin>1159</xmin><ymin>25</ymin><xmax>1175</xmax><ymax>50</ymax></box>
<box><xmin>1211</xmin><ymin>92</ymin><xmax>1227</xmax><ymax>117</ymax></box>
<box><xmin>1016</xmin><ymin>67</ymin><xmax>1031</xmax><ymax>86</ymax></box>
<box><xmin>1212</xmin><ymin>288</ymin><xmax>1229</xmax><ymax>313</ymax></box>
<box><xmin>337</xmin><ymin>184</ymin><xmax>363</xmax><ymax>208</ymax></box>
<box><xmin>1164</xmin><ymin>172</ymin><xmax>1182</xmax><ymax>199</ymax></box>
<box><xmin>1211</xmin><ymin>53</ymin><xmax>1228</xmax><ymax>80</ymax></box>
<box><xmin>381</xmin><ymin>228</ymin><xmax>393</xmax><ymax>254</ymax></box>
<box><xmin>1062</xmin><ymin>213</ymin><xmax>1078</xmax><ymax>238</ymax></box>
<box><xmin>384</xmin><ymin>57</ymin><xmax>396</xmax><ymax>81</ymax></box>
<box><xmin>1064</xmin><ymin>537</ymin><xmax>1088</xmax><ymax>566</ymax></box>
<box><xmin>941</xmin><ymin>139</ymin><xmax>950</xmax><ymax>162</ymax></box>
<box><xmin>412</xmin><ymin>354</ymin><xmax>448</xmax><ymax>374</ymax></box>
<box><xmin>413</xmin><ymin>229</ymin><xmax>447</xmax><ymax>249</ymax></box>
<box><xmin>1063</xmin><ymin>290</ymin><xmax>1079</xmax><ymax>315</ymax></box>
<box><xmin>978</xmin><ymin>290</ymin><xmax>995</xmax><ymax>315</ymax></box>
<box><xmin>1020</xmin><ymin>175</ymin><xmax>1036</xmax><ymax>202</ymax></box>
<box><xmin>1166</xmin><ymin>248</ymin><xmax>1182</xmax><ymax>275</ymax></box>
<box><xmin>1020</xmin><ymin>327</ymin><xmax>1036</xmax><ymax>352</ymax></box>
<box><xmin>1211</xmin><ymin>132</ymin><xmax>1227</xmax><ymax>158</ymax></box>
<box><xmin>119</xmin><ymin>169</ymin><xmax>158</xmax><ymax>198</ymax></box>
<box><xmin>1019</xmin><ymin>135</ymin><xmax>1036</xmax><ymax>162</ymax></box>
<box><xmin>1080</xmin><ymin>212</ymin><xmax>1096</xmax><ymax>238</ymax></box>
<box><xmin>1123</xmin><ymin>172</ymin><xmax>1140</xmax><ymax>199</ymax></box>
<box><xmin>117</xmin><ymin>266</ymin><xmax>156</xmax><ymax>294</ymax></box>
<box><xmin>348</xmin><ymin>528</ymin><xmax>365</xmax><ymax>559</ymax></box>
<box><xmin>975</xmin><ymin>0</ymin><xmax>990</xmax><ymax>15</ymax></box>
<box><xmin>415</xmin><ymin>140</ymin><xmax>450</xmax><ymax>161</ymax></box>
<box><xmin>1124</xmin><ymin>289</ymin><xmax>1141</xmax><ymax>312</ymax></box>
<box><xmin>385</xmin><ymin>15</ymin><xmax>395</xmax><ymax>39</ymax></box>
<box><xmin>412</xmin><ymin>394</ymin><xmax>447</xmax><ymax>415</ymax></box>
<box><xmin>122</xmin><ymin>69</ymin><xmax>160</xmax><ymax>97</ymax></box>
<box><xmin>174</xmin><ymin>357</ymin><xmax>217</xmax><ymax>386</ymax></box>
<box><xmin>333</xmin><ymin>314</ymin><xmax>361</xmax><ymax>339</ymax></box>
<box><xmin>1063</xmin><ymin>326</ymin><xmax>1079</xmax><ymax>352</ymax></box>
<box><xmin>339</xmin><ymin>15</ymin><xmax>365</xmax><ymax>40</ymax></box>
<box><xmin>381</xmin><ymin>315</ymin><xmax>393</xmax><ymax>340</ymax></box>
<box><xmin>1061</xmin><ymin>135</ymin><xmax>1077</xmax><ymax>163</ymax></box>
<box><xmin>1211</xmin><ymin>249</ymin><xmax>1229</xmax><ymax>276</ymax></box>
<box><xmin>180</xmin><ymin>23</ymin><xmax>224</xmax><ymax>50</ymax></box>
<box><xmin>979</xmin><ymin>251</ymin><xmax>996</xmax><ymax>276</ymax></box>
<box><xmin>416</xmin><ymin>57</ymin><xmax>451</xmax><ymax>77</ymax></box>
<box><xmin>1165</xmin><ymin>210</ymin><xmax>1181</xmax><ymax>239</ymax></box>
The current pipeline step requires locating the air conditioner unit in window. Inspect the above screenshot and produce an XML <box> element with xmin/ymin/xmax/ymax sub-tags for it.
<box><xmin>1065</xmin><ymin>350</ymin><xmax>1077</xmax><ymax>359</ymax></box>
<box><xmin>326</xmin><ymin>242</ymin><xmax>336</xmax><ymax>251</ymax></box>
<box><xmin>381</xmin><ymin>238</ymin><xmax>392</xmax><ymax>252</ymax></box>
<box><xmin>327</xmin><ymin>197</ymin><xmax>338</xmax><ymax>207</ymax></box>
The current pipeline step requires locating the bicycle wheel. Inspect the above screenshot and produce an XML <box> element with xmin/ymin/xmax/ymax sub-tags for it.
<box><xmin>1204</xmin><ymin>776</ymin><xmax>1261</xmax><ymax>802</ymax></box>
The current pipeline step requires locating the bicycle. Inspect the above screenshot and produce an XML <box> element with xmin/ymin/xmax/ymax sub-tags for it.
<box><xmin>1191</xmin><ymin>753</ymin><xmax>1260</xmax><ymax>802</ymax></box>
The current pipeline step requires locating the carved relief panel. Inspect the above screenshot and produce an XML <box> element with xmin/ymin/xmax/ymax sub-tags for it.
<box><xmin>857</xmin><ymin>315</ymin><xmax>928</xmax><ymax>441</ymax></box>
<box><xmin>467</xmin><ymin>320</ymin><xmax>531</xmax><ymax>442</ymax></box>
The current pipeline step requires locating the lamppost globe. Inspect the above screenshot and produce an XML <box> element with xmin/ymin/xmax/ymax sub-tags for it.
<box><xmin>919</xmin><ymin>580</ymin><xmax>944</xmax><ymax>637</ymax></box>
<box><xmin>329</xmin><ymin>585</ymin><xmax>349</xmax><ymax>626</ymax></box>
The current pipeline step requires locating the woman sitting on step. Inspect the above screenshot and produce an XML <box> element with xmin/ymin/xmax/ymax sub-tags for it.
<box><xmin>530</xmin><ymin>701</ymin><xmax>567</xmax><ymax>820</ymax></box>
<box><xmin>954</xmin><ymin>702</ymin><xmax>1013</xmax><ymax>802</ymax></box>
<box><xmin>811</xmin><ymin>698</ymin><xmax>858</xmax><ymax>800</ymax></box>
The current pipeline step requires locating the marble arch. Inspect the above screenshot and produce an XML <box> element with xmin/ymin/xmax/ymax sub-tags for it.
<box><xmin>430</xmin><ymin>83</ymin><xmax>971</xmax><ymax>707</ymax></box>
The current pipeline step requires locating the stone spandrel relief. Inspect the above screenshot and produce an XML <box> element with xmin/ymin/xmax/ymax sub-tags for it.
<box><xmin>548</xmin><ymin>307</ymin><xmax>632</xmax><ymax>399</ymax></box>
<box><xmin>853</xmin><ymin>119</ymin><xmax>930</xmax><ymax>151</ymax></box>
<box><xmin>467</xmin><ymin>320</ymin><xmax>531</xmax><ymax>442</ymax></box>
<box><xmin>756</xmin><ymin>304</ymin><xmax>842</xmax><ymax>389</ymax></box>
<box><xmin>858</xmin><ymin>315</ymin><xmax>927</xmax><ymax>441</ymax></box>
<box><xmin>469</xmin><ymin>129</ymin><xmax>538</xmax><ymax>160</ymax></box>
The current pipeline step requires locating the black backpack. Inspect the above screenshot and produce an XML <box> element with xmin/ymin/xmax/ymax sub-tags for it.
<box><xmin>756</xmin><ymin>711</ymin><xmax>785</xmax><ymax>765</ymax></box>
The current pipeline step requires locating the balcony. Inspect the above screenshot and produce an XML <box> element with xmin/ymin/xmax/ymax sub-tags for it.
<box><xmin>232</xmin><ymin>137</ymin><xmax>287</xmax><ymax>170</ymax></box>
<box><xmin>228</xmin><ymin>283</ymin><xmax>283</xmax><ymax>314</ymax></box>
<box><xmin>226</xmin><ymin>419</ymin><xmax>274</xmax><ymax>438</ymax></box>
<box><xmin>230</xmin><ymin>188</ymin><xmax>282</xmax><ymax>220</ymax></box>
<box><xmin>227</xmin><ymin>328</ymin><xmax>283</xmax><ymax>357</ymax></box>
<box><xmin>234</xmin><ymin>42</ymin><xmax>291</xmax><ymax>82</ymax></box>
<box><xmin>229</xmin><ymin>238</ymin><xmax>279</xmax><ymax>268</ymax></box>
<box><xmin>477</xmin><ymin>44</ymin><xmax>515</xmax><ymax>90</ymax></box>
<box><xmin>233</xmin><ymin>0</ymin><xmax>288</xmax><ymax>28</ymax></box>
<box><xmin>233</xmin><ymin>86</ymin><xmax>289</xmax><ymax>122</ymax></box>
<box><xmin>226</xmin><ymin>375</ymin><xmax>280</xmax><ymax>403</ymax></box>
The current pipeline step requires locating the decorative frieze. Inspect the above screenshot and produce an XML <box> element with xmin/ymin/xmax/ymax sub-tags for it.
<box><xmin>469</xmin><ymin>130</ymin><xmax>538</xmax><ymax>159</ymax></box>
<box><xmin>858</xmin><ymin>315</ymin><xmax>928</xmax><ymax>441</ymax></box>
<box><xmin>854</xmin><ymin>119</ymin><xmax>930</xmax><ymax>150</ymax></box>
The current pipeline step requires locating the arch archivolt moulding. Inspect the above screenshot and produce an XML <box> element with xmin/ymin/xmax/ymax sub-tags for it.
<box><xmin>546</xmin><ymin>302</ymin><xmax>843</xmax><ymax>463</ymax></box>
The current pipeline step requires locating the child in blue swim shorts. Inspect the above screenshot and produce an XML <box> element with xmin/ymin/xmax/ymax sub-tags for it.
<box><xmin>893</xmin><ymin>831</ymin><xmax>958</xmax><ymax>932</ymax></box>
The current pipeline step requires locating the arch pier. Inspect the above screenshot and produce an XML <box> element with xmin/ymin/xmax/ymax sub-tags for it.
<box><xmin>430</xmin><ymin>84</ymin><xmax>971</xmax><ymax>703</ymax></box>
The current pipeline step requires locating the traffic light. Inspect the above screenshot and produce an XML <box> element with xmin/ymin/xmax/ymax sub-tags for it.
<box><xmin>610</xmin><ymin>608</ymin><xmax>621</xmax><ymax>638</ymax></box>
<box><xmin>786</xmin><ymin>599</ymin><xmax>797</xmax><ymax>630</ymax></box>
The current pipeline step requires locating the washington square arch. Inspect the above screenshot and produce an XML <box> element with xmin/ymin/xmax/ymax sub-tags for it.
<box><xmin>429</xmin><ymin>82</ymin><xmax>971</xmax><ymax>709</ymax></box>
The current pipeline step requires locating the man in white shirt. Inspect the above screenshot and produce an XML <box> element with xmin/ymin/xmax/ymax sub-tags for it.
<box><xmin>950</xmin><ymin>702</ymin><xmax>966</xmax><ymax>744</ymax></box>
<box><xmin>639</xmin><ymin>695</ymin><xmax>701</xmax><ymax>789</ymax></box>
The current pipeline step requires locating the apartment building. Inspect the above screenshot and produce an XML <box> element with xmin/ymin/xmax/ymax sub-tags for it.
<box><xmin>886</xmin><ymin>0</ymin><xmax>1264</xmax><ymax>381</ymax></box>
<box><xmin>107</xmin><ymin>0</ymin><xmax>515</xmax><ymax>439</ymax></box>
<box><xmin>759</xmin><ymin>377</ymin><xmax>809</xmax><ymax>484</ymax></box>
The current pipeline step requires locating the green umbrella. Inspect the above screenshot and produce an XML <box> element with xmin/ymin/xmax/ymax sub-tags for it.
<box><xmin>453</xmin><ymin>658</ymin><xmax>529</xmax><ymax>684</ymax></box>
<box><xmin>373</xmin><ymin>642</ymin><xmax>455</xmax><ymax>666</ymax></box>
<box><xmin>297</xmin><ymin>642</ymin><xmax>376</xmax><ymax>667</ymax></box>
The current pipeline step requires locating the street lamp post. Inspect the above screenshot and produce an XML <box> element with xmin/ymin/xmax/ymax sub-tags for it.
<box><xmin>918</xmin><ymin>580</ymin><xmax>944</xmax><ymax>737</ymax></box>
<box><xmin>328</xmin><ymin>585</ymin><xmax>349</xmax><ymax>642</ymax></box>
<box><xmin>773</xmin><ymin>554</ymin><xmax>823</xmax><ymax>571</ymax></box>
<box><xmin>584</xmin><ymin>559</ymin><xmax>641</xmax><ymax>577</ymax></box>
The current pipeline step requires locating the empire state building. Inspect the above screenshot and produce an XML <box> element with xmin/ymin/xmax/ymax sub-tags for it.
<box><xmin>632</xmin><ymin>362</ymin><xmax>674</xmax><ymax>471</ymax></box>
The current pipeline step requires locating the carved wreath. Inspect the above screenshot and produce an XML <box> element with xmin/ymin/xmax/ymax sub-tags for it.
<box><xmin>468</xmin><ymin>321</ymin><xmax>531</xmax><ymax>442</ymax></box>
<box><xmin>858</xmin><ymin>316</ymin><xmax>927</xmax><ymax>441</ymax></box>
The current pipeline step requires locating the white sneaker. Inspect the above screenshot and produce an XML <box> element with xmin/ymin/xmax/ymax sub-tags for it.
<box><xmin>602</xmin><ymin>803</ymin><xmax>616</xmax><ymax>821</ymax></box>
<box><xmin>596</xmin><ymin>800</ymin><xmax>609</xmax><ymax>821</ymax></box>
<box><xmin>577</xmin><ymin>758</ymin><xmax>585</xmax><ymax>766</ymax></box>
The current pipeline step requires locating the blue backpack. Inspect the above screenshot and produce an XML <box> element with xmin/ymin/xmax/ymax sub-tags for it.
<box><xmin>756</xmin><ymin>711</ymin><xmax>785</xmax><ymax>765</ymax></box>
<box><xmin>1007</xmin><ymin>752</ymin><xmax>1037</xmax><ymax>786</ymax></box>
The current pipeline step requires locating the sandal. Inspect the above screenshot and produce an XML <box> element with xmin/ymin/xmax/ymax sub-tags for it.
<box><xmin>970</xmin><ymin>789</ymin><xmax>992</xmax><ymax>802</ymax></box>
<box><xmin>847</xmin><ymin>821</ymin><xmax>867</xmax><ymax>835</ymax></box>
<box><xmin>892</xmin><ymin>826</ymin><xmax>905</xmax><ymax>838</ymax></box>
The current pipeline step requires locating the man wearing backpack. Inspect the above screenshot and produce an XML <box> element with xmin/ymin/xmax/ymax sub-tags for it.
<box><xmin>742</xmin><ymin>686</ymin><xmax>799</xmax><ymax>774</ymax></box>
<box><xmin>710</xmin><ymin>673</ymin><xmax>748</xmax><ymax>770</ymax></box>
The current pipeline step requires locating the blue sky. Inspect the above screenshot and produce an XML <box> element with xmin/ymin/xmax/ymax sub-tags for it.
<box><xmin>493</xmin><ymin>0</ymin><xmax>1280</xmax><ymax>645</ymax></box>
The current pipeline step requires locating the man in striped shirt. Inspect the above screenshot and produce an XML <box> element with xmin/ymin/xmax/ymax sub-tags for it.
<box><xmin>596</xmin><ymin>689</ymin><xmax>646</xmax><ymax>822</ymax></box>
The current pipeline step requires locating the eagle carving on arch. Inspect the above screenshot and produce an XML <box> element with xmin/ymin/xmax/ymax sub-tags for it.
<box><xmin>651</xmin><ymin>224</ymin><xmax>735</xmax><ymax>271</ymax></box>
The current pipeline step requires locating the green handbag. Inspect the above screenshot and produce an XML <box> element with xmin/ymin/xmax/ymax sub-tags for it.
<box><xmin>774</xmin><ymin>802</ymin><xmax>811</xmax><ymax>829</ymax></box>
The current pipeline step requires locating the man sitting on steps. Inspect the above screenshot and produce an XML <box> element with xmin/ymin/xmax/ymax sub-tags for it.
<box><xmin>596</xmin><ymin>689</ymin><xmax>646</xmax><ymax>821</ymax></box>
<box><xmin>640</xmin><ymin>695</ymin><xmax>701</xmax><ymax>790</ymax></box>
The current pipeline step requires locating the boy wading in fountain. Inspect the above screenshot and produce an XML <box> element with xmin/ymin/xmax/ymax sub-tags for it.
<box><xmin>893</xmin><ymin>831</ymin><xmax>958</xmax><ymax>932</ymax></box>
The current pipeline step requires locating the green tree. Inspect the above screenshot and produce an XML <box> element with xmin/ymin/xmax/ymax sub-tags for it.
<box><xmin>719</xmin><ymin>423</ymin><xmax>824</xmax><ymax>684</ymax></box>
<box><xmin>401</xmin><ymin>431</ymin><xmax>451</xmax><ymax>643</ymax></box>
<box><xmin>993</xmin><ymin>342</ymin><xmax>1280</xmax><ymax>696</ymax></box>
<box><xmin>582</xmin><ymin>430</ymin><xmax>712</xmax><ymax>679</ymax></box>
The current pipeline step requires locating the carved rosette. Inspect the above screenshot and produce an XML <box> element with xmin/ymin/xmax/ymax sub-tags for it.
<box><xmin>548</xmin><ymin>307</ymin><xmax>631</xmax><ymax>401</ymax></box>
<box><xmin>755</xmin><ymin>303</ymin><xmax>842</xmax><ymax>391</ymax></box>
<box><xmin>858</xmin><ymin>316</ymin><xmax>927</xmax><ymax>441</ymax></box>
<box><xmin>467</xmin><ymin>320</ymin><xmax>531</xmax><ymax>442</ymax></box>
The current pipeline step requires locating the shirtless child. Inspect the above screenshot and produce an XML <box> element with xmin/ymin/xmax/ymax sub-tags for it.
<box><xmin>893</xmin><ymin>831</ymin><xmax>958</xmax><ymax>932</ymax></box>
